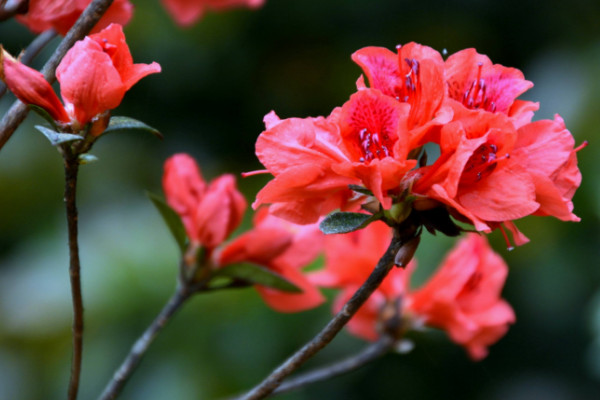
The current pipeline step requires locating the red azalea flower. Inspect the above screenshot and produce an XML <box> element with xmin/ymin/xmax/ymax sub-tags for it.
<box><xmin>409</xmin><ymin>233</ymin><xmax>515</xmax><ymax>360</ymax></box>
<box><xmin>1</xmin><ymin>24</ymin><xmax>160</xmax><ymax>129</ymax></box>
<box><xmin>253</xmin><ymin>89</ymin><xmax>417</xmax><ymax>221</ymax></box>
<box><xmin>352</xmin><ymin>42</ymin><xmax>452</xmax><ymax>145</ymax></box>
<box><xmin>313</xmin><ymin>225</ymin><xmax>514</xmax><ymax>359</ymax></box>
<box><xmin>412</xmin><ymin>107</ymin><xmax>582</xmax><ymax>242</ymax></box>
<box><xmin>412</xmin><ymin>109</ymin><xmax>539</xmax><ymax>233</ymax></box>
<box><xmin>163</xmin><ymin>153</ymin><xmax>246</xmax><ymax>250</ymax></box>
<box><xmin>161</xmin><ymin>0</ymin><xmax>265</xmax><ymax>27</ymax></box>
<box><xmin>511</xmin><ymin>115</ymin><xmax>582</xmax><ymax>222</ymax></box>
<box><xmin>216</xmin><ymin>208</ymin><xmax>325</xmax><ymax>312</ymax></box>
<box><xmin>16</xmin><ymin>0</ymin><xmax>133</xmax><ymax>36</ymax></box>
<box><xmin>332</xmin><ymin>89</ymin><xmax>418</xmax><ymax>208</ymax></box>
<box><xmin>445</xmin><ymin>48</ymin><xmax>538</xmax><ymax>128</ymax></box>
<box><xmin>253</xmin><ymin>111</ymin><xmax>360</xmax><ymax>224</ymax></box>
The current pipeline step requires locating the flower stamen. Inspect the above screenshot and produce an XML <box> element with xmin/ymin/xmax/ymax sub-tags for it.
<box><xmin>462</xmin><ymin>63</ymin><xmax>496</xmax><ymax>112</ymax></box>
<box><xmin>461</xmin><ymin>143</ymin><xmax>509</xmax><ymax>185</ymax></box>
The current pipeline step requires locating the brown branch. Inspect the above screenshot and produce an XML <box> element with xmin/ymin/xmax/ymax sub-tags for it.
<box><xmin>63</xmin><ymin>149</ymin><xmax>83</xmax><ymax>400</ymax></box>
<box><xmin>236</xmin><ymin>225</ymin><xmax>416</xmax><ymax>400</ymax></box>
<box><xmin>0</xmin><ymin>0</ymin><xmax>115</xmax><ymax>151</ymax></box>
<box><xmin>272</xmin><ymin>335</ymin><xmax>394</xmax><ymax>396</ymax></box>
<box><xmin>0</xmin><ymin>28</ymin><xmax>57</xmax><ymax>99</ymax></box>
<box><xmin>98</xmin><ymin>285</ymin><xmax>193</xmax><ymax>400</ymax></box>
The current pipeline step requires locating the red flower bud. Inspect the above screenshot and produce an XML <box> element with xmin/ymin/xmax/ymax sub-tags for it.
<box><xmin>163</xmin><ymin>153</ymin><xmax>246</xmax><ymax>249</ymax></box>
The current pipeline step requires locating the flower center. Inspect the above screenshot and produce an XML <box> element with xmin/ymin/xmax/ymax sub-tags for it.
<box><xmin>357</xmin><ymin>128</ymin><xmax>393</xmax><ymax>162</ymax></box>
<box><xmin>461</xmin><ymin>143</ymin><xmax>506</xmax><ymax>185</ymax></box>
<box><xmin>461</xmin><ymin>63</ymin><xmax>496</xmax><ymax>112</ymax></box>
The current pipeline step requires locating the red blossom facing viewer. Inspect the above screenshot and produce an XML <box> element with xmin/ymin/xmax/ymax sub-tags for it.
<box><xmin>1</xmin><ymin>24</ymin><xmax>161</xmax><ymax>131</ymax></box>
<box><xmin>444</xmin><ymin>48</ymin><xmax>539</xmax><ymax>128</ymax></box>
<box><xmin>161</xmin><ymin>0</ymin><xmax>265</xmax><ymax>27</ymax></box>
<box><xmin>351</xmin><ymin>42</ymin><xmax>452</xmax><ymax>146</ymax></box>
<box><xmin>16</xmin><ymin>0</ymin><xmax>134</xmax><ymax>35</ymax></box>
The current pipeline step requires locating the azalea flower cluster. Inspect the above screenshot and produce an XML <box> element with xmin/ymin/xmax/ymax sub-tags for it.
<box><xmin>164</xmin><ymin>152</ymin><xmax>516</xmax><ymax>359</ymax></box>
<box><xmin>253</xmin><ymin>42</ymin><xmax>584</xmax><ymax>245</ymax></box>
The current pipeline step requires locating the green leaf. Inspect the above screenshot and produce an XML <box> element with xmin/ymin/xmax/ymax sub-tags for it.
<box><xmin>29</xmin><ymin>105</ymin><xmax>60</xmax><ymax>130</ymax></box>
<box><xmin>147</xmin><ymin>191</ymin><xmax>187</xmax><ymax>253</ymax></box>
<box><xmin>34</xmin><ymin>125</ymin><xmax>83</xmax><ymax>146</ymax></box>
<box><xmin>103</xmin><ymin>116</ymin><xmax>163</xmax><ymax>139</ymax></box>
<box><xmin>319</xmin><ymin>211</ymin><xmax>376</xmax><ymax>234</ymax></box>
<box><xmin>347</xmin><ymin>184</ymin><xmax>373</xmax><ymax>196</ymax></box>
<box><xmin>212</xmin><ymin>264</ymin><xmax>302</xmax><ymax>293</ymax></box>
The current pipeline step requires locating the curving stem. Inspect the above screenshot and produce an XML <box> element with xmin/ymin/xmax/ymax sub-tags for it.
<box><xmin>236</xmin><ymin>225</ymin><xmax>417</xmax><ymax>400</ymax></box>
<box><xmin>98</xmin><ymin>284</ymin><xmax>193</xmax><ymax>400</ymax></box>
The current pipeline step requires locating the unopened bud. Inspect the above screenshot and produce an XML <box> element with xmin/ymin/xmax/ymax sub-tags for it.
<box><xmin>394</xmin><ymin>235</ymin><xmax>420</xmax><ymax>268</ymax></box>
<box><xmin>89</xmin><ymin>111</ymin><xmax>111</xmax><ymax>137</ymax></box>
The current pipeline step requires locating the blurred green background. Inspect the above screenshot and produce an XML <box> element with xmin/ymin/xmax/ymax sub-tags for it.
<box><xmin>1</xmin><ymin>0</ymin><xmax>600</xmax><ymax>399</ymax></box>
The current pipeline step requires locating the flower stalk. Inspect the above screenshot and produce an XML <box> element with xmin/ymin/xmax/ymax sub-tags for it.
<box><xmin>236</xmin><ymin>223</ymin><xmax>418</xmax><ymax>400</ymax></box>
<box><xmin>271</xmin><ymin>334</ymin><xmax>395</xmax><ymax>396</ymax></box>
<box><xmin>98</xmin><ymin>284</ymin><xmax>193</xmax><ymax>400</ymax></box>
<box><xmin>63</xmin><ymin>147</ymin><xmax>84</xmax><ymax>400</ymax></box>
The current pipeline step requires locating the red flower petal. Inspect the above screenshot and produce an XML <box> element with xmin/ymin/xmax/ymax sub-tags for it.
<box><xmin>256</xmin><ymin>267</ymin><xmax>325</xmax><ymax>313</ymax></box>
<box><xmin>56</xmin><ymin>38</ymin><xmax>125</xmax><ymax>125</ymax></box>
<box><xmin>446</xmin><ymin>48</ymin><xmax>533</xmax><ymax>115</ymax></box>
<box><xmin>160</xmin><ymin>0</ymin><xmax>265</xmax><ymax>26</ymax></box>
<box><xmin>1</xmin><ymin>49</ymin><xmax>69</xmax><ymax>123</ymax></box>
<box><xmin>409</xmin><ymin>234</ymin><xmax>515</xmax><ymax>360</ymax></box>
<box><xmin>194</xmin><ymin>174</ymin><xmax>247</xmax><ymax>248</ymax></box>
<box><xmin>163</xmin><ymin>154</ymin><xmax>245</xmax><ymax>248</ymax></box>
<box><xmin>89</xmin><ymin>24</ymin><xmax>161</xmax><ymax>91</ymax></box>
<box><xmin>217</xmin><ymin>208</ymin><xmax>324</xmax><ymax>312</ymax></box>
<box><xmin>352</xmin><ymin>46</ymin><xmax>400</xmax><ymax>98</ymax></box>
<box><xmin>16</xmin><ymin>0</ymin><xmax>133</xmax><ymax>36</ymax></box>
<box><xmin>458</xmin><ymin>165</ymin><xmax>539</xmax><ymax>222</ymax></box>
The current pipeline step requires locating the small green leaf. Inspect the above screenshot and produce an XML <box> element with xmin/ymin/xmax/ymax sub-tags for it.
<box><xmin>29</xmin><ymin>105</ymin><xmax>60</xmax><ymax>130</ymax></box>
<box><xmin>104</xmin><ymin>116</ymin><xmax>162</xmax><ymax>139</ymax></box>
<box><xmin>212</xmin><ymin>264</ymin><xmax>302</xmax><ymax>293</ymax></box>
<box><xmin>347</xmin><ymin>184</ymin><xmax>373</xmax><ymax>196</ymax></box>
<box><xmin>34</xmin><ymin>125</ymin><xmax>83</xmax><ymax>146</ymax></box>
<box><xmin>78</xmin><ymin>154</ymin><xmax>98</xmax><ymax>164</ymax></box>
<box><xmin>147</xmin><ymin>191</ymin><xmax>187</xmax><ymax>253</ymax></box>
<box><xmin>319</xmin><ymin>211</ymin><xmax>376</xmax><ymax>234</ymax></box>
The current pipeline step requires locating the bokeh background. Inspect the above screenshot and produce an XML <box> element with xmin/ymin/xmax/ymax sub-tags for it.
<box><xmin>1</xmin><ymin>0</ymin><xmax>600</xmax><ymax>399</ymax></box>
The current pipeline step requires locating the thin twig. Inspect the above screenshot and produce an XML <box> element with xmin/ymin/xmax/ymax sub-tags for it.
<box><xmin>0</xmin><ymin>0</ymin><xmax>115</xmax><ymax>151</ymax></box>
<box><xmin>64</xmin><ymin>150</ymin><xmax>83</xmax><ymax>400</ymax></box>
<box><xmin>272</xmin><ymin>335</ymin><xmax>394</xmax><ymax>396</ymax></box>
<box><xmin>0</xmin><ymin>28</ymin><xmax>57</xmax><ymax>99</ymax></box>
<box><xmin>236</xmin><ymin>227</ymin><xmax>413</xmax><ymax>400</ymax></box>
<box><xmin>98</xmin><ymin>285</ymin><xmax>193</xmax><ymax>400</ymax></box>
